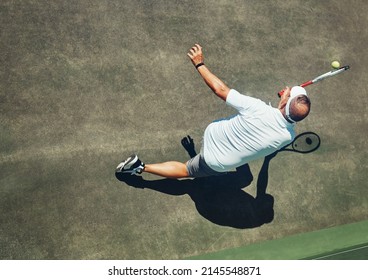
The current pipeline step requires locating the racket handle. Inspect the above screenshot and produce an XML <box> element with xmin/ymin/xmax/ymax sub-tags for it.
<box><xmin>299</xmin><ymin>81</ymin><xmax>313</xmax><ymax>87</ymax></box>
<box><xmin>277</xmin><ymin>81</ymin><xmax>313</xmax><ymax>97</ymax></box>
<box><xmin>277</xmin><ymin>89</ymin><xmax>285</xmax><ymax>97</ymax></box>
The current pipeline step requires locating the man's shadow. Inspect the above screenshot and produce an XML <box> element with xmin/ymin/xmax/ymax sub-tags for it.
<box><xmin>115</xmin><ymin>136</ymin><xmax>275</xmax><ymax>229</ymax></box>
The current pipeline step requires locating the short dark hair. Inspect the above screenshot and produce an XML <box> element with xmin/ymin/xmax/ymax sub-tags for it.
<box><xmin>289</xmin><ymin>95</ymin><xmax>311</xmax><ymax>122</ymax></box>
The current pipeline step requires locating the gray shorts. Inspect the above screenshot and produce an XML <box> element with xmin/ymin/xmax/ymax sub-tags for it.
<box><xmin>186</xmin><ymin>152</ymin><xmax>225</xmax><ymax>177</ymax></box>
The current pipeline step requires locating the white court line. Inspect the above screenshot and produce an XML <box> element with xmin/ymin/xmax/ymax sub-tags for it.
<box><xmin>313</xmin><ymin>244</ymin><xmax>368</xmax><ymax>260</ymax></box>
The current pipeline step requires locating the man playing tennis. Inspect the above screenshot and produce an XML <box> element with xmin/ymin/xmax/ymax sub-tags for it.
<box><xmin>116</xmin><ymin>44</ymin><xmax>311</xmax><ymax>178</ymax></box>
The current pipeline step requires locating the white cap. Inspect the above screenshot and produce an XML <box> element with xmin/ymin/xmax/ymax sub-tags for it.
<box><xmin>285</xmin><ymin>86</ymin><xmax>308</xmax><ymax>123</ymax></box>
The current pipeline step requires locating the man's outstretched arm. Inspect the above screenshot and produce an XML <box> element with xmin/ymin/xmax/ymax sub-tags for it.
<box><xmin>187</xmin><ymin>44</ymin><xmax>230</xmax><ymax>101</ymax></box>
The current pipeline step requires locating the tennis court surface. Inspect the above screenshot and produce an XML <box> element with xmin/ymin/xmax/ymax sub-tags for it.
<box><xmin>1</xmin><ymin>0</ymin><xmax>367</xmax><ymax>259</ymax></box>
<box><xmin>188</xmin><ymin>220</ymin><xmax>368</xmax><ymax>259</ymax></box>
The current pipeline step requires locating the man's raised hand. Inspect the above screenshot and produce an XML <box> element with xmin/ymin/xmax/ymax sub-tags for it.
<box><xmin>187</xmin><ymin>44</ymin><xmax>204</xmax><ymax>67</ymax></box>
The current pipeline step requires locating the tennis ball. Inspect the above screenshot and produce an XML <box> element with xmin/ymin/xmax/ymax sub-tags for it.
<box><xmin>331</xmin><ymin>60</ymin><xmax>340</xmax><ymax>69</ymax></box>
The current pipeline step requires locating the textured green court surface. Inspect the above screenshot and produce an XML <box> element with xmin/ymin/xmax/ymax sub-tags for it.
<box><xmin>188</xmin><ymin>220</ymin><xmax>368</xmax><ymax>260</ymax></box>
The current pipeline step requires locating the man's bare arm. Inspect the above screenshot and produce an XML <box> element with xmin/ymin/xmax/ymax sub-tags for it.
<box><xmin>187</xmin><ymin>44</ymin><xmax>230</xmax><ymax>101</ymax></box>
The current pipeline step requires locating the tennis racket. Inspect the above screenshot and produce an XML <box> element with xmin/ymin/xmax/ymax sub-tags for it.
<box><xmin>280</xmin><ymin>132</ymin><xmax>321</xmax><ymax>153</ymax></box>
<box><xmin>278</xmin><ymin>65</ymin><xmax>350</xmax><ymax>97</ymax></box>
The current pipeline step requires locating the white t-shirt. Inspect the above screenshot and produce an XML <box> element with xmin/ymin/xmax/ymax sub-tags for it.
<box><xmin>203</xmin><ymin>89</ymin><xmax>295</xmax><ymax>172</ymax></box>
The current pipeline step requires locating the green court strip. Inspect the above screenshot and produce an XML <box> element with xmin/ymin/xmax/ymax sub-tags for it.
<box><xmin>187</xmin><ymin>220</ymin><xmax>368</xmax><ymax>260</ymax></box>
<box><xmin>305</xmin><ymin>243</ymin><xmax>368</xmax><ymax>260</ymax></box>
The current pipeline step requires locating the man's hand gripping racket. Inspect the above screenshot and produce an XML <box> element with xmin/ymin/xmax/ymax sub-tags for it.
<box><xmin>278</xmin><ymin>65</ymin><xmax>350</xmax><ymax>97</ymax></box>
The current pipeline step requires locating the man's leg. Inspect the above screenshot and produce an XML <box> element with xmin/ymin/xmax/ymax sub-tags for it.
<box><xmin>116</xmin><ymin>154</ymin><xmax>190</xmax><ymax>179</ymax></box>
<box><xmin>143</xmin><ymin>161</ymin><xmax>189</xmax><ymax>179</ymax></box>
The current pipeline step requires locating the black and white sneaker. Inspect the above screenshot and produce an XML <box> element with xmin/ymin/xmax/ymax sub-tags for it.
<box><xmin>115</xmin><ymin>154</ymin><xmax>145</xmax><ymax>175</ymax></box>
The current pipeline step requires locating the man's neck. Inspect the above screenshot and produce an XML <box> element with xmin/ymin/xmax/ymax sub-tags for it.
<box><xmin>279</xmin><ymin>108</ymin><xmax>294</xmax><ymax>124</ymax></box>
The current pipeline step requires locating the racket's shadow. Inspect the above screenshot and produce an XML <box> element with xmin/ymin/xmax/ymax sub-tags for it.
<box><xmin>115</xmin><ymin>133</ymin><xmax>320</xmax><ymax>228</ymax></box>
<box><xmin>280</xmin><ymin>131</ymin><xmax>321</xmax><ymax>154</ymax></box>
